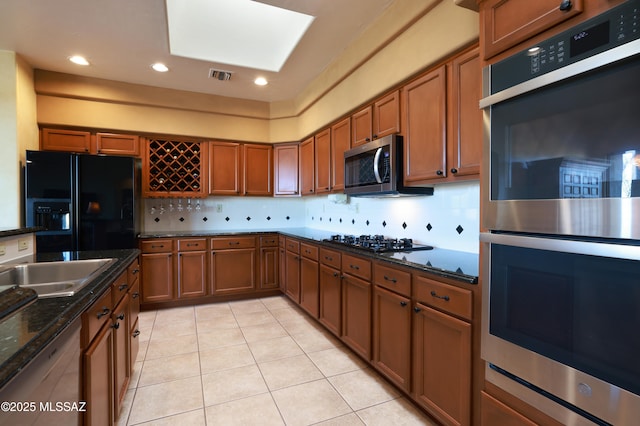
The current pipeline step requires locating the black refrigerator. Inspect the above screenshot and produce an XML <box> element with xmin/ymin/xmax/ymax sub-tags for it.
<box><xmin>24</xmin><ymin>150</ymin><xmax>141</xmax><ymax>253</ymax></box>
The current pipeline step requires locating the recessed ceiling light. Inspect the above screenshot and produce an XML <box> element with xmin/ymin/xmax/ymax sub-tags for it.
<box><xmin>254</xmin><ymin>77</ymin><xmax>268</xmax><ymax>86</ymax></box>
<box><xmin>152</xmin><ymin>63</ymin><xmax>169</xmax><ymax>72</ymax></box>
<box><xmin>69</xmin><ymin>55</ymin><xmax>89</xmax><ymax>66</ymax></box>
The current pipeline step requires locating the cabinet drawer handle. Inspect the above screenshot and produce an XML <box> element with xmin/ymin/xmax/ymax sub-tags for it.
<box><xmin>430</xmin><ymin>290</ymin><xmax>450</xmax><ymax>301</ymax></box>
<box><xmin>349</xmin><ymin>264</ymin><xmax>360</xmax><ymax>270</ymax></box>
<box><xmin>324</xmin><ymin>256</ymin><xmax>333</xmax><ymax>261</ymax></box>
<box><xmin>116</xmin><ymin>313</ymin><xmax>125</xmax><ymax>321</ymax></box>
<box><xmin>400</xmin><ymin>301</ymin><xmax>408</xmax><ymax>307</ymax></box>
<box><xmin>132</xmin><ymin>292</ymin><xmax>140</xmax><ymax>299</ymax></box>
<box><xmin>186</xmin><ymin>243</ymin><xmax>197</xmax><ymax>247</ymax></box>
<box><xmin>228</xmin><ymin>241</ymin><xmax>240</xmax><ymax>245</ymax></box>
<box><xmin>118</xmin><ymin>283</ymin><xmax>128</xmax><ymax>291</ymax></box>
<box><xmin>333</xmin><ymin>272</ymin><xmax>339</xmax><ymax>277</ymax></box>
<box><xmin>133</xmin><ymin>329</ymin><xmax>141</xmax><ymax>338</ymax></box>
<box><xmin>383</xmin><ymin>275</ymin><xmax>397</xmax><ymax>283</ymax></box>
<box><xmin>132</xmin><ymin>268</ymin><xmax>139</xmax><ymax>275</ymax></box>
<box><xmin>96</xmin><ymin>307</ymin><xmax>110</xmax><ymax>319</ymax></box>
<box><xmin>112</xmin><ymin>322</ymin><xmax>120</xmax><ymax>330</ymax></box>
<box><xmin>151</xmin><ymin>245</ymin><xmax>164</xmax><ymax>249</ymax></box>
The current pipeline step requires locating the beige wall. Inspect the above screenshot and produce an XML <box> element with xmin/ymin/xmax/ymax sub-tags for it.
<box><xmin>35</xmin><ymin>0</ymin><xmax>478</xmax><ymax>143</ymax></box>
<box><xmin>0</xmin><ymin>51</ymin><xmax>38</xmax><ymax>228</ymax></box>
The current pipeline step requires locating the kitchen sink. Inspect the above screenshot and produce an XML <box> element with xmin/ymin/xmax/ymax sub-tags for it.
<box><xmin>0</xmin><ymin>258</ymin><xmax>116</xmax><ymax>298</ymax></box>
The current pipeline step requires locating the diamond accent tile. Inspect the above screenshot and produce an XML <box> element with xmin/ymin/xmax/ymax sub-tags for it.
<box><xmin>286</xmin><ymin>216</ymin><xmax>290</xmax><ymax>220</ymax></box>
<box><xmin>366</xmin><ymin>220</ymin><xmax>370</xmax><ymax>226</ymax></box>
<box><xmin>456</xmin><ymin>225</ymin><xmax>464</xmax><ymax>234</ymax></box>
<box><xmin>154</xmin><ymin>217</ymin><xmax>160</xmax><ymax>222</ymax></box>
<box><xmin>426</xmin><ymin>223</ymin><xmax>433</xmax><ymax>231</ymax></box>
<box><xmin>267</xmin><ymin>216</ymin><xmax>271</xmax><ymax>221</ymax></box>
<box><xmin>225</xmin><ymin>217</ymin><xmax>230</xmax><ymax>222</ymax></box>
<box><xmin>179</xmin><ymin>217</ymin><xmax>185</xmax><ymax>222</ymax></box>
<box><xmin>402</xmin><ymin>222</ymin><xmax>407</xmax><ymax>229</ymax></box>
<box><xmin>246</xmin><ymin>216</ymin><xmax>251</xmax><ymax>221</ymax></box>
<box><xmin>352</xmin><ymin>219</ymin><xmax>355</xmax><ymax>224</ymax></box>
<box><xmin>203</xmin><ymin>217</ymin><xmax>208</xmax><ymax>222</ymax></box>
<box><xmin>382</xmin><ymin>221</ymin><xmax>387</xmax><ymax>227</ymax></box>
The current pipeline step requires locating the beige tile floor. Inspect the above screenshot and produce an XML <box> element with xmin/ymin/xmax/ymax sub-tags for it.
<box><xmin>117</xmin><ymin>295</ymin><xmax>437</xmax><ymax>426</ymax></box>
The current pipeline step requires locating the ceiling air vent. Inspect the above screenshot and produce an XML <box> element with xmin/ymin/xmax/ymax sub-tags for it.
<box><xmin>208</xmin><ymin>69</ymin><xmax>233</xmax><ymax>81</ymax></box>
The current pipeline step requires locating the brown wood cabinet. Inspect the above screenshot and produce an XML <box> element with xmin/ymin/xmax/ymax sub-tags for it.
<box><xmin>278</xmin><ymin>236</ymin><xmax>286</xmax><ymax>292</ymax></box>
<box><xmin>318</xmin><ymin>248</ymin><xmax>342</xmax><ymax>336</ymax></box>
<box><xmin>112</xmin><ymin>293</ymin><xmax>130</xmax><ymax>419</ymax></box>
<box><xmin>480</xmin><ymin>391</ymin><xmax>538</xmax><ymax>426</ymax></box>
<box><xmin>142</xmin><ymin>138</ymin><xmax>208</xmax><ymax>198</ymax></box>
<box><xmin>140</xmin><ymin>239</ymin><xmax>174</xmax><ymax>303</ymax></box>
<box><xmin>284</xmin><ymin>238</ymin><xmax>301</xmax><ymax>302</ymax></box>
<box><xmin>300</xmin><ymin>243</ymin><xmax>319</xmax><ymax>317</ymax></box>
<box><xmin>260</xmin><ymin>235</ymin><xmax>279</xmax><ymax>290</ymax></box>
<box><xmin>413</xmin><ymin>274</ymin><xmax>472</xmax><ymax>426</ymax></box>
<box><xmin>84</xmin><ymin>319</ymin><xmax>113</xmax><ymax>426</ymax></box>
<box><xmin>341</xmin><ymin>254</ymin><xmax>372</xmax><ymax>360</ymax></box>
<box><xmin>210</xmin><ymin>236</ymin><xmax>257</xmax><ymax>295</ymax></box>
<box><xmin>299</xmin><ymin>137</ymin><xmax>315</xmax><ymax>195</ymax></box>
<box><xmin>41</xmin><ymin>128</ymin><xmax>141</xmax><ymax>156</ymax></box>
<box><xmin>330</xmin><ymin>117</ymin><xmax>351</xmax><ymax>192</ymax></box>
<box><xmin>209</xmin><ymin>141</ymin><xmax>242</xmax><ymax>195</ymax></box>
<box><xmin>243</xmin><ymin>144</ymin><xmax>272</xmax><ymax>196</ymax></box>
<box><xmin>480</xmin><ymin>0</ymin><xmax>583</xmax><ymax>60</ymax></box>
<box><xmin>403</xmin><ymin>46</ymin><xmax>481</xmax><ymax>185</ymax></box>
<box><xmin>177</xmin><ymin>238</ymin><xmax>207</xmax><ymax>298</ymax></box>
<box><xmin>351</xmin><ymin>91</ymin><xmax>400</xmax><ymax>147</ymax></box>
<box><xmin>372</xmin><ymin>262</ymin><xmax>412</xmax><ymax>392</ymax></box>
<box><xmin>274</xmin><ymin>143</ymin><xmax>300</xmax><ymax>196</ymax></box>
<box><xmin>314</xmin><ymin>128</ymin><xmax>332</xmax><ymax>194</ymax></box>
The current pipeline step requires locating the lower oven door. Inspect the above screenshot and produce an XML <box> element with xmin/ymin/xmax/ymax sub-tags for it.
<box><xmin>480</xmin><ymin>232</ymin><xmax>640</xmax><ymax>426</ymax></box>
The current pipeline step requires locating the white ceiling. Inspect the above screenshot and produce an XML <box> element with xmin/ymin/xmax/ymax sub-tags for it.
<box><xmin>0</xmin><ymin>0</ymin><xmax>396</xmax><ymax>103</ymax></box>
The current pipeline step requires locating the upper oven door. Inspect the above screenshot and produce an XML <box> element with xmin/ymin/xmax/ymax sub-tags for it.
<box><xmin>481</xmin><ymin>2</ymin><xmax>640</xmax><ymax>238</ymax></box>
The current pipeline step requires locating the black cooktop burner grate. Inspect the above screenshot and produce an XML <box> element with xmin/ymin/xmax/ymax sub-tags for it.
<box><xmin>323</xmin><ymin>234</ymin><xmax>433</xmax><ymax>253</ymax></box>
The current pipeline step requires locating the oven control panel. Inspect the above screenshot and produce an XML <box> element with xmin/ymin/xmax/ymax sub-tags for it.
<box><xmin>491</xmin><ymin>0</ymin><xmax>640</xmax><ymax>94</ymax></box>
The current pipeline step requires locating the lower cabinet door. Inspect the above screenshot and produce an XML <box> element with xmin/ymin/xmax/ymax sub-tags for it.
<box><xmin>341</xmin><ymin>274</ymin><xmax>371</xmax><ymax>360</ymax></box>
<box><xmin>300</xmin><ymin>257</ymin><xmax>319</xmax><ymax>317</ymax></box>
<box><xmin>178</xmin><ymin>250</ymin><xmax>207</xmax><ymax>298</ymax></box>
<box><xmin>284</xmin><ymin>250</ymin><xmax>300</xmax><ymax>303</ymax></box>
<box><xmin>373</xmin><ymin>286</ymin><xmax>411</xmax><ymax>392</ymax></box>
<box><xmin>84</xmin><ymin>322</ymin><xmax>114</xmax><ymax>426</ymax></box>
<box><xmin>319</xmin><ymin>264</ymin><xmax>341</xmax><ymax>336</ymax></box>
<box><xmin>140</xmin><ymin>252</ymin><xmax>174</xmax><ymax>303</ymax></box>
<box><xmin>211</xmin><ymin>249</ymin><xmax>256</xmax><ymax>294</ymax></box>
<box><xmin>112</xmin><ymin>295</ymin><xmax>130</xmax><ymax>419</ymax></box>
<box><xmin>413</xmin><ymin>303</ymin><xmax>471</xmax><ymax>426</ymax></box>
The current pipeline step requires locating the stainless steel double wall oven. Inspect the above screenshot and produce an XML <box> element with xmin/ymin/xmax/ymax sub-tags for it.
<box><xmin>480</xmin><ymin>1</ymin><xmax>640</xmax><ymax>425</ymax></box>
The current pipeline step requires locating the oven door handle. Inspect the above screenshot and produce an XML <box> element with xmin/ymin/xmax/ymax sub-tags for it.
<box><xmin>480</xmin><ymin>232</ymin><xmax>640</xmax><ymax>260</ymax></box>
<box><xmin>373</xmin><ymin>147</ymin><xmax>383</xmax><ymax>184</ymax></box>
<box><xmin>480</xmin><ymin>38</ymin><xmax>640</xmax><ymax>109</ymax></box>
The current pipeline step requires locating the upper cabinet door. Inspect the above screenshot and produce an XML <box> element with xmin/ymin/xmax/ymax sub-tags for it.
<box><xmin>481</xmin><ymin>0</ymin><xmax>583</xmax><ymax>60</ymax></box>
<box><xmin>209</xmin><ymin>141</ymin><xmax>242</xmax><ymax>195</ymax></box>
<box><xmin>274</xmin><ymin>144</ymin><xmax>299</xmax><ymax>196</ymax></box>
<box><xmin>41</xmin><ymin>128</ymin><xmax>91</xmax><ymax>153</ymax></box>
<box><xmin>299</xmin><ymin>137</ymin><xmax>315</xmax><ymax>195</ymax></box>
<box><xmin>314</xmin><ymin>128</ymin><xmax>331</xmax><ymax>194</ymax></box>
<box><xmin>351</xmin><ymin>106</ymin><xmax>373</xmax><ymax>147</ymax></box>
<box><xmin>243</xmin><ymin>144</ymin><xmax>272</xmax><ymax>196</ymax></box>
<box><xmin>330</xmin><ymin>117</ymin><xmax>351</xmax><ymax>192</ymax></box>
<box><xmin>402</xmin><ymin>65</ymin><xmax>447</xmax><ymax>184</ymax></box>
<box><xmin>373</xmin><ymin>90</ymin><xmax>400</xmax><ymax>139</ymax></box>
<box><xmin>96</xmin><ymin>133</ymin><xmax>140</xmax><ymax>156</ymax></box>
<box><xmin>447</xmin><ymin>47</ymin><xmax>481</xmax><ymax>178</ymax></box>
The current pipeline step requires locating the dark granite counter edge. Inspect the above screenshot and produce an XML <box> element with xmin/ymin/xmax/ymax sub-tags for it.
<box><xmin>0</xmin><ymin>249</ymin><xmax>139</xmax><ymax>389</ymax></box>
<box><xmin>140</xmin><ymin>229</ymin><xmax>478</xmax><ymax>284</ymax></box>
<box><xmin>0</xmin><ymin>227</ymin><xmax>45</xmax><ymax>238</ymax></box>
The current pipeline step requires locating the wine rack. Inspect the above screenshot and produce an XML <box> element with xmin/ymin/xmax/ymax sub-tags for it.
<box><xmin>143</xmin><ymin>138</ymin><xmax>208</xmax><ymax>197</ymax></box>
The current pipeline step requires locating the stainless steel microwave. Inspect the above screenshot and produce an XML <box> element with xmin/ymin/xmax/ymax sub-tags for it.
<box><xmin>343</xmin><ymin>134</ymin><xmax>433</xmax><ymax>197</ymax></box>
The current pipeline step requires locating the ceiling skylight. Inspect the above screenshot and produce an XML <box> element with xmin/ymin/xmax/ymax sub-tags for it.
<box><xmin>165</xmin><ymin>0</ymin><xmax>315</xmax><ymax>72</ymax></box>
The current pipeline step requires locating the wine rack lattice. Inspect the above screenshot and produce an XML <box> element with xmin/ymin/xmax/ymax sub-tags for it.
<box><xmin>147</xmin><ymin>139</ymin><xmax>203</xmax><ymax>194</ymax></box>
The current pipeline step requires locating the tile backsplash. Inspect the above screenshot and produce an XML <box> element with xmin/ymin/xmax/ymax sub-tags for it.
<box><xmin>142</xmin><ymin>181</ymin><xmax>479</xmax><ymax>253</ymax></box>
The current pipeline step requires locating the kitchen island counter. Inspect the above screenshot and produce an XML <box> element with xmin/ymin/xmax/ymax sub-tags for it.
<box><xmin>0</xmin><ymin>248</ymin><xmax>139</xmax><ymax>389</ymax></box>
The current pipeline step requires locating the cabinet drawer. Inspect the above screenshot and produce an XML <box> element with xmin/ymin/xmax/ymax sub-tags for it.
<box><xmin>211</xmin><ymin>236</ymin><xmax>256</xmax><ymax>250</ymax></box>
<box><xmin>342</xmin><ymin>254</ymin><xmax>372</xmax><ymax>281</ymax></box>
<box><xmin>177</xmin><ymin>238</ymin><xmax>207</xmax><ymax>251</ymax></box>
<box><xmin>300</xmin><ymin>243</ymin><xmax>318</xmax><ymax>261</ymax></box>
<box><xmin>374</xmin><ymin>263</ymin><xmax>411</xmax><ymax>297</ymax></box>
<box><xmin>285</xmin><ymin>238</ymin><xmax>300</xmax><ymax>254</ymax></box>
<box><xmin>140</xmin><ymin>239</ymin><xmax>173</xmax><ymax>253</ymax></box>
<box><xmin>111</xmin><ymin>270</ymin><xmax>129</xmax><ymax>306</ymax></box>
<box><xmin>82</xmin><ymin>288</ymin><xmax>113</xmax><ymax>347</ymax></box>
<box><xmin>319</xmin><ymin>248</ymin><xmax>341</xmax><ymax>269</ymax></box>
<box><xmin>278</xmin><ymin>236</ymin><xmax>286</xmax><ymax>246</ymax></box>
<box><xmin>128</xmin><ymin>258</ymin><xmax>140</xmax><ymax>285</ymax></box>
<box><xmin>414</xmin><ymin>275</ymin><xmax>472</xmax><ymax>320</ymax></box>
<box><xmin>129</xmin><ymin>279</ymin><xmax>140</xmax><ymax>329</ymax></box>
<box><xmin>260</xmin><ymin>235</ymin><xmax>279</xmax><ymax>247</ymax></box>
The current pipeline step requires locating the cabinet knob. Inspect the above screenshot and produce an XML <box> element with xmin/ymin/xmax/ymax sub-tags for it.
<box><xmin>133</xmin><ymin>329</ymin><xmax>141</xmax><ymax>338</ymax></box>
<box><xmin>96</xmin><ymin>307</ymin><xmax>110</xmax><ymax>319</ymax></box>
<box><xmin>400</xmin><ymin>301</ymin><xmax>408</xmax><ymax>307</ymax></box>
<box><xmin>132</xmin><ymin>292</ymin><xmax>140</xmax><ymax>299</ymax></box>
<box><xmin>365</xmin><ymin>138</ymin><xmax>371</xmax><ymax>142</ymax></box>
<box><xmin>450</xmin><ymin>168</ymin><xmax>458</xmax><ymax>174</ymax></box>
<box><xmin>118</xmin><ymin>283</ymin><xmax>128</xmax><ymax>291</ymax></box>
<box><xmin>559</xmin><ymin>0</ymin><xmax>572</xmax><ymax>11</ymax></box>
<box><xmin>112</xmin><ymin>322</ymin><xmax>120</xmax><ymax>330</ymax></box>
<box><xmin>413</xmin><ymin>306</ymin><xmax>421</xmax><ymax>313</ymax></box>
<box><xmin>436</xmin><ymin>170</ymin><xmax>443</xmax><ymax>176</ymax></box>
<box><xmin>333</xmin><ymin>272</ymin><xmax>339</xmax><ymax>277</ymax></box>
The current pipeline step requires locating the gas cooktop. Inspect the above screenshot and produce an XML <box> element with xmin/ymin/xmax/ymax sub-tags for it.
<box><xmin>323</xmin><ymin>234</ymin><xmax>434</xmax><ymax>253</ymax></box>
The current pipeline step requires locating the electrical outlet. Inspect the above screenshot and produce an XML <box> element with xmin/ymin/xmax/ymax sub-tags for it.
<box><xmin>0</xmin><ymin>244</ymin><xmax>5</xmax><ymax>256</ymax></box>
<box><xmin>18</xmin><ymin>239</ymin><xmax>29</xmax><ymax>251</ymax></box>
<box><xmin>215</xmin><ymin>204</ymin><xmax>223</xmax><ymax>213</ymax></box>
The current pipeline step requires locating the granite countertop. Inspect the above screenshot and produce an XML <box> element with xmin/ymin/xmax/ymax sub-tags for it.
<box><xmin>0</xmin><ymin>248</ymin><xmax>140</xmax><ymax>389</ymax></box>
<box><xmin>141</xmin><ymin>227</ymin><xmax>479</xmax><ymax>284</ymax></box>
<box><xmin>0</xmin><ymin>227</ymin><xmax>44</xmax><ymax>238</ymax></box>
